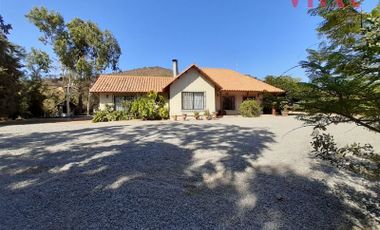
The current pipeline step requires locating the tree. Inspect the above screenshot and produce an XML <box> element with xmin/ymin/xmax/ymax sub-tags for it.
<box><xmin>26</xmin><ymin>7</ymin><xmax>121</xmax><ymax>115</ymax></box>
<box><xmin>26</xmin><ymin>48</ymin><xmax>51</xmax><ymax>79</ymax></box>
<box><xmin>0</xmin><ymin>15</ymin><xmax>25</xmax><ymax>118</ymax></box>
<box><xmin>23</xmin><ymin>48</ymin><xmax>52</xmax><ymax>117</ymax></box>
<box><xmin>300</xmin><ymin>3</ymin><xmax>380</xmax><ymax>133</ymax></box>
<box><xmin>263</xmin><ymin>75</ymin><xmax>307</xmax><ymax>112</ymax></box>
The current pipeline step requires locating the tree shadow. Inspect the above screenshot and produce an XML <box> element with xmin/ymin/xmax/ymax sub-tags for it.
<box><xmin>0</xmin><ymin>122</ymin><xmax>369</xmax><ymax>229</ymax></box>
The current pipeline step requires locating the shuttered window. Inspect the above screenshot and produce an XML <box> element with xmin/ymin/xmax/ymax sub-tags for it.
<box><xmin>182</xmin><ymin>92</ymin><xmax>205</xmax><ymax>110</ymax></box>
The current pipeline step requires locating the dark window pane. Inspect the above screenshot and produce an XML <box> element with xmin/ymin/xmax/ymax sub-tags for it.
<box><xmin>223</xmin><ymin>96</ymin><xmax>235</xmax><ymax>110</ymax></box>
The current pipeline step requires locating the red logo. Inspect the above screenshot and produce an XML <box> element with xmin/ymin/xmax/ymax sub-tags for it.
<box><xmin>292</xmin><ymin>0</ymin><xmax>360</xmax><ymax>8</ymax></box>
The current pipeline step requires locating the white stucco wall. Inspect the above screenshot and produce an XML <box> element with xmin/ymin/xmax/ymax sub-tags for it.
<box><xmin>98</xmin><ymin>94</ymin><xmax>114</xmax><ymax>110</ymax></box>
<box><xmin>169</xmin><ymin>68</ymin><xmax>216</xmax><ymax>116</ymax></box>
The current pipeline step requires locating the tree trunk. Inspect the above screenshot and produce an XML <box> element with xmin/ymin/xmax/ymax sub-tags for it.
<box><xmin>86</xmin><ymin>88</ymin><xmax>91</xmax><ymax>115</ymax></box>
<box><xmin>66</xmin><ymin>73</ymin><xmax>71</xmax><ymax>117</ymax></box>
<box><xmin>77</xmin><ymin>83</ymin><xmax>83</xmax><ymax>114</ymax></box>
<box><xmin>87</xmin><ymin>77</ymin><xmax>95</xmax><ymax>115</ymax></box>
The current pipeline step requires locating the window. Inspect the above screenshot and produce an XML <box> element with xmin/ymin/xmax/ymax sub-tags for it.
<box><xmin>243</xmin><ymin>96</ymin><xmax>256</xmax><ymax>101</ymax></box>
<box><xmin>182</xmin><ymin>92</ymin><xmax>205</xmax><ymax>110</ymax></box>
<box><xmin>223</xmin><ymin>96</ymin><xmax>235</xmax><ymax>110</ymax></box>
<box><xmin>114</xmin><ymin>96</ymin><xmax>135</xmax><ymax>111</ymax></box>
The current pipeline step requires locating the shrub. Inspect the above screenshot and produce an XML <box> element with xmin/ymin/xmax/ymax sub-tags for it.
<box><xmin>93</xmin><ymin>92</ymin><xmax>169</xmax><ymax>122</ymax></box>
<box><xmin>93</xmin><ymin>105</ymin><xmax>112</xmax><ymax>122</ymax></box>
<box><xmin>239</xmin><ymin>100</ymin><xmax>261</xmax><ymax>117</ymax></box>
<box><xmin>92</xmin><ymin>105</ymin><xmax>130</xmax><ymax>123</ymax></box>
<box><xmin>158</xmin><ymin>106</ymin><xmax>169</xmax><ymax>120</ymax></box>
<box><xmin>129</xmin><ymin>92</ymin><xmax>168</xmax><ymax>120</ymax></box>
<box><xmin>311</xmin><ymin>129</ymin><xmax>380</xmax><ymax>178</ymax></box>
<box><xmin>42</xmin><ymin>98</ymin><xmax>58</xmax><ymax>117</ymax></box>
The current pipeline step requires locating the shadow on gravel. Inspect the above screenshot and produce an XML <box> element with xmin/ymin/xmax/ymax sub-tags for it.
<box><xmin>0</xmin><ymin>122</ymin><xmax>365</xmax><ymax>229</ymax></box>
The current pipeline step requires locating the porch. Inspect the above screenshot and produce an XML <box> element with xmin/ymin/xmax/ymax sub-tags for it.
<box><xmin>216</xmin><ymin>91</ymin><xmax>273</xmax><ymax>115</ymax></box>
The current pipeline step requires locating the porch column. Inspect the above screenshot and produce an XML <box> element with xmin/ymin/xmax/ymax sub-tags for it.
<box><xmin>272</xmin><ymin>106</ymin><xmax>276</xmax><ymax>116</ymax></box>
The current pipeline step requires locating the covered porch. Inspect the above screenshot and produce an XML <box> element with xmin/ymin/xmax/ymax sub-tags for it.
<box><xmin>216</xmin><ymin>90</ymin><xmax>275</xmax><ymax>115</ymax></box>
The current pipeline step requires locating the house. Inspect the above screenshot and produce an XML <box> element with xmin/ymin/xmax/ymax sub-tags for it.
<box><xmin>90</xmin><ymin>60</ymin><xmax>284</xmax><ymax>116</ymax></box>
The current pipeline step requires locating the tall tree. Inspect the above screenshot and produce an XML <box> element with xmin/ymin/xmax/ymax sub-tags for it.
<box><xmin>26</xmin><ymin>7</ymin><xmax>121</xmax><ymax>115</ymax></box>
<box><xmin>0</xmin><ymin>15</ymin><xmax>25</xmax><ymax>118</ymax></box>
<box><xmin>26</xmin><ymin>48</ymin><xmax>51</xmax><ymax>79</ymax></box>
<box><xmin>263</xmin><ymin>75</ymin><xmax>307</xmax><ymax>112</ymax></box>
<box><xmin>23</xmin><ymin>48</ymin><xmax>52</xmax><ymax>117</ymax></box>
<box><xmin>300</xmin><ymin>2</ymin><xmax>380</xmax><ymax>133</ymax></box>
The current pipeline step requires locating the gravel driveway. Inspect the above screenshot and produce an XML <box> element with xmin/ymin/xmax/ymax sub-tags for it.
<box><xmin>0</xmin><ymin>116</ymin><xmax>379</xmax><ymax>229</ymax></box>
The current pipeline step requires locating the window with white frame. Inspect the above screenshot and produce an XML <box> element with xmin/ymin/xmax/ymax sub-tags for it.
<box><xmin>182</xmin><ymin>92</ymin><xmax>205</xmax><ymax>110</ymax></box>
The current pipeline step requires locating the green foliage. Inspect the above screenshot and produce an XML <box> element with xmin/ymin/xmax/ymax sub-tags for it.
<box><xmin>26</xmin><ymin>48</ymin><xmax>51</xmax><ymax>78</ymax></box>
<box><xmin>263</xmin><ymin>75</ymin><xmax>309</xmax><ymax>112</ymax></box>
<box><xmin>92</xmin><ymin>92</ymin><xmax>169</xmax><ymax>122</ymax></box>
<box><xmin>300</xmin><ymin>4</ymin><xmax>380</xmax><ymax>133</ymax></box>
<box><xmin>42</xmin><ymin>98</ymin><xmax>58</xmax><ymax>116</ymax></box>
<box><xmin>26</xmin><ymin>7</ymin><xmax>121</xmax><ymax>75</ymax></box>
<box><xmin>26</xmin><ymin>7</ymin><xmax>121</xmax><ymax>115</ymax></box>
<box><xmin>311</xmin><ymin>129</ymin><xmax>379</xmax><ymax>178</ymax></box>
<box><xmin>239</xmin><ymin>100</ymin><xmax>261</xmax><ymax>117</ymax></box>
<box><xmin>194</xmin><ymin>111</ymin><xmax>200</xmax><ymax>120</ymax></box>
<box><xmin>92</xmin><ymin>105</ymin><xmax>129</xmax><ymax>123</ymax></box>
<box><xmin>19</xmin><ymin>48</ymin><xmax>53</xmax><ymax>118</ymax></box>
<box><xmin>158</xmin><ymin>107</ymin><xmax>169</xmax><ymax>120</ymax></box>
<box><xmin>129</xmin><ymin>92</ymin><xmax>168</xmax><ymax>120</ymax></box>
<box><xmin>41</xmin><ymin>81</ymin><xmax>65</xmax><ymax>117</ymax></box>
<box><xmin>309</xmin><ymin>0</ymin><xmax>363</xmax><ymax>46</ymax></box>
<box><xmin>0</xmin><ymin>15</ymin><xmax>24</xmax><ymax>118</ymax></box>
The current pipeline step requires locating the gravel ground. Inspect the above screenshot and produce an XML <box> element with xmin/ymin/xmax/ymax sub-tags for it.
<box><xmin>0</xmin><ymin>116</ymin><xmax>379</xmax><ymax>229</ymax></box>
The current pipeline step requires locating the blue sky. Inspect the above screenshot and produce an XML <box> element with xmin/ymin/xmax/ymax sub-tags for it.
<box><xmin>1</xmin><ymin>0</ymin><xmax>378</xmax><ymax>80</ymax></box>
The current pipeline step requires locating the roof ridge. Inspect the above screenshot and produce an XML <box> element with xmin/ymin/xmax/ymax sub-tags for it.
<box><xmin>100</xmin><ymin>74</ymin><xmax>172</xmax><ymax>78</ymax></box>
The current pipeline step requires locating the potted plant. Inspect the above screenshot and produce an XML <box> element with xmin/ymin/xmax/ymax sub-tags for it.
<box><xmin>194</xmin><ymin>112</ymin><xmax>200</xmax><ymax>120</ymax></box>
<box><xmin>212</xmin><ymin>112</ymin><xmax>218</xmax><ymax>119</ymax></box>
<box><xmin>204</xmin><ymin>110</ymin><xmax>212</xmax><ymax>120</ymax></box>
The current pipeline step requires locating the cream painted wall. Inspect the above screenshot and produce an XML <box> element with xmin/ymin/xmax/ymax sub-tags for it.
<box><xmin>169</xmin><ymin>68</ymin><xmax>216</xmax><ymax>116</ymax></box>
<box><xmin>98</xmin><ymin>94</ymin><xmax>114</xmax><ymax>110</ymax></box>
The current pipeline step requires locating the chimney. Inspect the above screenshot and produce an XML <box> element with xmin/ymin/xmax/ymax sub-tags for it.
<box><xmin>172</xmin><ymin>59</ymin><xmax>178</xmax><ymax>77</ymax></box>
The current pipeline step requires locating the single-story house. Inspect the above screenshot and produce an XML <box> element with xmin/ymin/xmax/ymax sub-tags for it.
<box><xmin>90</xmin><ymin>60</ymin><xmax>284</xmax><ymax>116</ymax></box>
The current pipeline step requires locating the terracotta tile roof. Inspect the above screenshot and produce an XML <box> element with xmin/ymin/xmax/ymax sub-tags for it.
<box><xmin>201</xmin><ymin>68</ymin><xmax>284</xmax><ymax>93</ymax></box>
<box><xmin>90</xmin><ymin>75</ymin><xmax>173</xmax><ymax>93</ymax></box>
<box><xmin>90</xmin><ymin>65</ymin><xmax>284</xmax><ymax>94</ymax></box>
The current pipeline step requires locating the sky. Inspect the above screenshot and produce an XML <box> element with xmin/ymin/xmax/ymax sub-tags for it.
<box><xmin>1</xmin><ymin>0</ymin><xmax>379</xmax><ymax>81</ymax></box>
